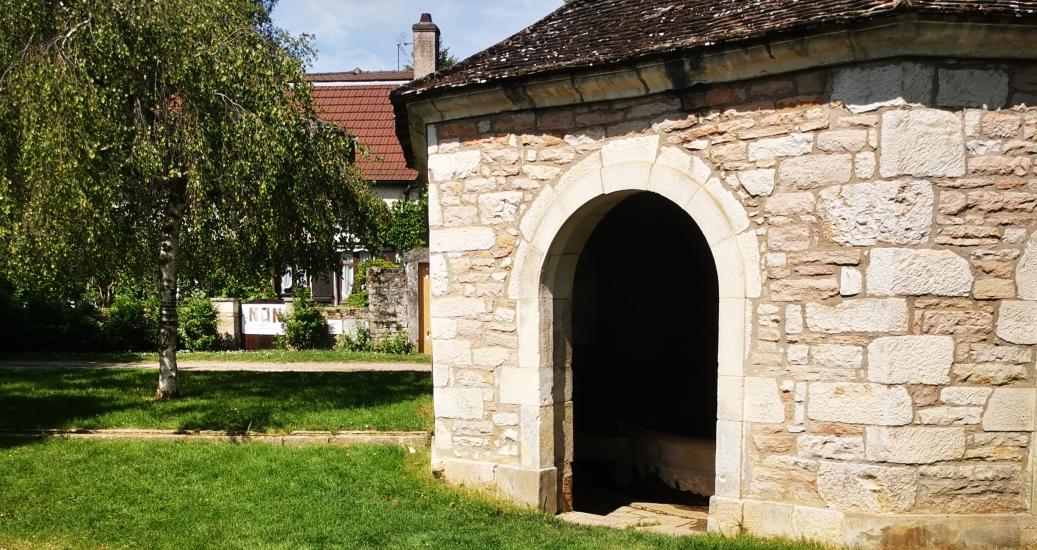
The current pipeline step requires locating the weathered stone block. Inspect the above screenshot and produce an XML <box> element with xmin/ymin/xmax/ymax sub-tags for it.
<box><xmin>747</xmin><ymin>133</ymin><xmax>812</xmax><ymax>161</ymax></box>
<box><xmin>744</xmin><ymin>377</ymin><xmax>785</xmax><ymax>423</ymax></box>
<box><xmin>941</xmin><ymin>387</ymin><xmax>993</xmax><ymax>406</ymax></box>
<box><xmin>973</xmin><ymin>278</ymin><xmax>1016</xmax><ymax>300</ymax></box>
<box><xmin>765</xmin><ymin>192</ymin><xmax>815</xmax><ymax>216</ymax></box>
<box><xmin>867</xmin><ymin>335</ymin><xmax>954</xmax><ymax>385</ymax></box>
<box><xmin>866</xmin><ymin>248</ymin><xmax>973</xmax><ymax>297</ymax></box>
<box><xmin>831</xmin><ymin>62</ymin><xmax>933</xmax><ymax>113</ymax></box>
<box><xmin>840</xmin><ymin>267</ymin><xmax>862</xmax><ymax>296</ymax></box>
<box><xmin>430</xmin><ymin>227</ymin><xmax>497</xmax><ymax>252</ymax></box>
<box><xmin>817</xmin><ymin>129</ymin><xmax>868</xmax><ymax>153</ymax></box>
<box><xmin>996</xmin><ymin>301</ymin><xmax>1037</xmax><ymax>345</ymax></box>
<box><xmin>969</xmin><ymin>344</ymin><xmax>1032</xmax><ymax>364</ymax></box>
<box><xmin>792</xmin><ymin>506</ymin><xmax>844</xmax><ymax>546</ymax></box>
<box><xmin>855</xmin><ymin>152</ymin><xmax>877</xmax><ymax>179</ymax></box>
<box><xmin>936</xmin><ymin>68</ymin><xmax>1010</xmax><ymax>108</ymax></box>
<box><xmin>707</xmin><ymin>496</ymin><xmax>743</xmax><ymax>537</ymax></box>
<box><xmin>431</xmin><ymin>297</ymin><xmax>488</xmax><ymax>318</ymax></box>
<box><xmin>768</xmin><ymin>224</ymin><xmax>811</xmax><ymax>252</ymax></box>
<box><xmin>600</xmin><ymin>134</ymin><xmax>659</xmax><ymax>165</ymax></box>
<box><xmin>1017</xmin><ymin>233</ymin><xmax>1037</xmax><ymax>300</ymax></box>
<box><xmin>817</xmin><ymin>462</ymin><xmax>918</xmax><ymax>512</ymax></box>
<box><xmin>917</xmin><ymin>406</ymin><xmax>983</xmax><ymax>425</ymax></box>
<box><xmin>435</xmin><ymin>388</ymin><xmax>485</xmax><ymax>420</ymax></box>
<box><xmin>429</xmin><ymin>150</ymin><xmax>482</xmax><ymax>182</ymax></box>
<box><xmin>982</xmin><ymin>388</ymin><xmax>1036</xmax><ymax>432</ymax></box>
<box><xmin>477</xmin><ymin>192</ymin><xmax>523</xmax><ymax>224</ymax></box>
<box><xmin>864</xmin><ymin>426</ymin><xmax>966</xmax><ymax>464</ymax></box>
<box><xmin>742</xmin><ymin>500</ymin><xmax>793</xmax><ymax>538</ymax></box>
<box><xmin>797</xmin><ymin>434</ymin><xmax>864</xmax><ymax>460</ymax></box>
<box><xmin>433</xmin><ymin>339</ymin><xmax>472</xmax><ymax>366</ymax></box>
<box><xmin>738</xmin><ymin>168</ymin><xmax>776</xmax><ymax>197</ymax></box>
<box><xmin>805</xmin><ymin>299</ymin><xmax>908</xmax><ymax>334</ymax></box>
<box><xmin>777</xmin><ymin>154</ymin><xmax>852</xmax><ymax>189</ymax></box>
<box><xmin>770</xmin><ymin>278</ymin><xmax>839</xmax><ymax>302</ymax></box>
<box><xmin>817</xmin><ymin>180</ymin><xmax>933</xmax><ymax>246</ymax></box>
<box><xmin>812</xmin><ymin>344</ymin><xmax>863</xmax><ymax>369</ymax></box>
<box><xmin>807</xmin><ymin>383</ymin><xmax>913</xmax><ymax>425</ymax></box>
<box><xmin>880</xmin><ymin>109</ymin><xmax>965</xmax><ymax>178</ymax></box>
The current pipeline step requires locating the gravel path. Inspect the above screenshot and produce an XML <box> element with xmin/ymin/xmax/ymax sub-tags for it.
<box><xmin>0</xmin><ymin>428</ymin><xmax>430</xmax><ymax>447</ymax></box>
<box><xmin>0</xmin><ymin>360</ymin><xmax>431</xmax><ymax>372</ymax></box>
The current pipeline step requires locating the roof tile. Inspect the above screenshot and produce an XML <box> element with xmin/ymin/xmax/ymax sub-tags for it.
<box><xmin>312</xmin><ymin>84</ymin><xmax>418</xmax><ymax>183</ymax></box>
<box><xmin>397</xmin><ymin>0</ymin><xmax>1037</xmax><ymax>97</ymax></box>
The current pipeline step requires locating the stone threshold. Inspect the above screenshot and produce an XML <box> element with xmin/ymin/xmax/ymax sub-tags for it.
<box><xmin>0</xmin><ymin>428</ymin><xmax>431</xmax><ymax>448</ymax></box>
<box><xmin>558</xmin><ymin>502</ymin><xmax>709</xmax><ymax>537</ymax></box>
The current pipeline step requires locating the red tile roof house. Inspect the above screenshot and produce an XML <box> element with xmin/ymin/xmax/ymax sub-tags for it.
<box><xmin>392</xmin><ymin>0</ymin><xmax>1037</xmax><ymax>547</ymax></box>
<box><xmin>281</xmin><ymin>16</ymin><xmax>441</xmax><ymax>304</ymax></box>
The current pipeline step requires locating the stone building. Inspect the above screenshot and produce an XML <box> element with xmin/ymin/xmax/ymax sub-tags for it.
<box><xmin>391</xmin><ymin>1</ymin><xmax>1037</xmax><ymax>547</ymax></box>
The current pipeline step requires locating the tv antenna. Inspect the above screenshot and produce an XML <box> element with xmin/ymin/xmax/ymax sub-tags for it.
<box><xmin>396</xmin><ymin>32</ymin><xmax>413</xmax><ymax>70</ymax></box>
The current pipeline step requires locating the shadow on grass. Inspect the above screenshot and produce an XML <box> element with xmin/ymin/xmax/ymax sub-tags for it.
<box><xmin>0</xmin><ymin>369</ymin><xmax>433</xmax><ymax>434</ymax></box>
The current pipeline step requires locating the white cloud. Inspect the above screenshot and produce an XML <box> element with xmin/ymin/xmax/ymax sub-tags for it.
<box><xmin>272</xmin><ymin>0</ymin><xmax>564</xmax><ymax>72</ymax></box>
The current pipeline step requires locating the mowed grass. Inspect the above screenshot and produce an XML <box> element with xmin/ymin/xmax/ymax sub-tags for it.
<box><xmin>0</xmin><ymin>440</ymin><xmax>822</xmax><ymax>550</ymax></box>
<box><xmin>0</xmin><ymin>349</ymin><xmax>432</xmax><ymax>364</ymax></box>
<box><xmin>0</xmin><ymin>369</ymin><xmax>433</xmax><ymax>432</ymax></box>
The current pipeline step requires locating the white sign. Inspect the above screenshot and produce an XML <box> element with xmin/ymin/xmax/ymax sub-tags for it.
<box><xmin>242</xmin><ymin>303</ymin><xmax>288</xmax><ymax>336</ymax></box>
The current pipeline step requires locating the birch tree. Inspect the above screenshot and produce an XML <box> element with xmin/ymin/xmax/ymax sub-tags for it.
<box><xmin>0</xmin><ymin>0</ymin><xmax>387</xmax><ymax>398</ymax></box>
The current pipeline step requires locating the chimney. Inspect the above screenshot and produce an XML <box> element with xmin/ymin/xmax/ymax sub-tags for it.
<box><xmin>411</xmin><ymin>13</ymin><xmax>440</xmax><ymax>80</ymax></box>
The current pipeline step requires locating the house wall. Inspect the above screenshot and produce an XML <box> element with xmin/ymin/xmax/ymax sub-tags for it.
<box><xmin>426</xmin><ymin>58</ymin><xmax>1037</xmax><ymax>548</ymax></box>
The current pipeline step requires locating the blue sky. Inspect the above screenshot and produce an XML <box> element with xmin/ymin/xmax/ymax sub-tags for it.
<box><xmin>271</xmin><ymin>1</ymin><xmax>565</xmax><ymax>73</ymax></box>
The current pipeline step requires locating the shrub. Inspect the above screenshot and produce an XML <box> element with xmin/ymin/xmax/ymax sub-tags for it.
<box><xmin>282</xmin><ymin>288</ymin><xmax>330</xmax><ymax>350</ymax></box>
<box><xmin>376</xmin><ymin>330</ymin><xmax>413</xmax><ymax>355</ymax></box>
<box><xmin>103</xmin><ymin>291</ymin><xmax>159</xmax><ymax>352</ymax></box>
<box><xmin>0</xmin><ymin>280</ymin><xmax>107</xmax><ymax>352</ymax></box>
<box><xmin>339</xmin><ymin>324</ymin><xmax>373</xmax><ymax>352</ymax></box>
<box><xmin>178</xmin><ymin>291</ymin><xmax>220</xmax><ymax>351</ymax></box>
<box><xmin>338</xmin><ymin>325</ymin><xmax>413</xmax><ymax>355</ymax></box>
<box><xmin>344</xmin><ymin>291</ymin><xmax>368</xmax><ymax>308</ymax></box>
<box><xmin>383</xmin><ymin>192</ymin><xmax>429</xmax><ymax>255</ymax></box>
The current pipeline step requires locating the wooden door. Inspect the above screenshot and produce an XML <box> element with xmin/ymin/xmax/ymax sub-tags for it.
<box><xmin>418</xmin><ymin>262</ymin><xmax>431</xmax><ymax>354</ymax></box>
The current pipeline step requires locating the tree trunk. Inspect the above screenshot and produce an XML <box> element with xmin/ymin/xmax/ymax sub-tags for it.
<box><xmin>156</xmin><ymin>178</ymin><xmax>188</xmax><ymax>400</ymax></box>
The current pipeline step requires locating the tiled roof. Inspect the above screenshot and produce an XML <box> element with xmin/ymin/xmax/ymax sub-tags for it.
<box><xmin>308</xmin><ymin>70</ymin><xmax>413</xmax><ymax>83</ymax></box>
<box><xmin>312</xmin><ymin>85</ymin><xmax>418</xmax><ymax>183</ymax></box>
<box><xmin>396</xmin><ymin>0</ymin><xmax>1037</xmax><ymax>97</ymax></box>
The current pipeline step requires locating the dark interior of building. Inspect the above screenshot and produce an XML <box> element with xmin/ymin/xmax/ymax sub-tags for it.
<box><xmin>569</xmin><ymin>191</ymin><xmax>719</xmax><ymax>514</ymax></box>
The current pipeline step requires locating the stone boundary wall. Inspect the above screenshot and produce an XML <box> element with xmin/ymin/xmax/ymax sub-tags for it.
<box><xmin>424</xmin><ymin>58</ymin><xmax>1037</xmax><ymax>547</ymax></box>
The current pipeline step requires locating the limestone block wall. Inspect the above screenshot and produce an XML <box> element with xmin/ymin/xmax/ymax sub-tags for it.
<box><xmin>425</xmin><ymin>58</ymin><xmax>1037</xmax><ymax>547</ymax></box>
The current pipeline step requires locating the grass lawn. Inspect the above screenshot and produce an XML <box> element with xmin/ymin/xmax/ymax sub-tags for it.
<box><xmin>0</xmin><ymin>440</ymin><xmax>822</xmax><ymax>549</ymax></box>
<box><xmin>0</xmin><ymin>349</ymin><xmax>432</xmax><ymax>364</ymax></box>
<box><xmin>0</xmin><ymin>369</ymin><xmax>432</xmax><ymax>432</ymax></box>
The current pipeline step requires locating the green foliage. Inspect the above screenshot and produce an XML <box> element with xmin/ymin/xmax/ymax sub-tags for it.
<box><xmin>281</xmin><ymin>288</ymin><xmax>330</xmax><ymax>350</ymax></box>
<box><xmin>102</xmin><ymin>289</ymin><xmax>159</xmax><ymax>352</ymax></box>
<box><xmin>339</xmin><ymin>324</ymin><xmax>374</xmax><ymax>353</ymax></box>
<box><xmin>339</xmin><ymin>325</ymin><xmax>413</xmax><ymax>355</ymax></box>
<box><xmin>344</xmin><ymin>291</ymin><xmax>369</xmax><ymax>308</ymax></box>
<box><xmin>383</xmin><ymin>193</ymin><xmax>429</xmax><ymax>255</ymax></box>
<box><xmin>377</xmin><ymin>330</ymin><xmax>414</xmax><ymax>355</ymax></box>
<box><xmin>0</xmin><ymin>277</ymin><xmax>159</xmax><ymax>353</ymax></box>
<box><xmin>177</xmin><ymin>291</ymin><xmax>220</xmax><ymax>351</ymax></box>
<box><xmin>0</xmin><ymin>0</ymin><xmax>389</xmax><ymax>379</ymax></box>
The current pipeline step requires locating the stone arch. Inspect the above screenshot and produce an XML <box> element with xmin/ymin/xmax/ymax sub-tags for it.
<box><xmin>503</xmin><ymin>135</ymin><xmax>761</xmax><ymax>512</ymax></box>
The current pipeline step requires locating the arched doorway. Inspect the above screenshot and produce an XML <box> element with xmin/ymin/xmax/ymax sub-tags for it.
<box><xmin>566</xmin><ymin>191</ymin><xmax>719</xmax><ymax>515</ymax></box>
<box><xmin>505</xmin><ymin>142</ymin><xmax>755</xmax><ymax>518</ymax></box>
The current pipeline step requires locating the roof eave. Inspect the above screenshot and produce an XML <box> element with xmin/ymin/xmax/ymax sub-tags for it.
<box><xmin>393</xmin><ymin>13</ymin><xmax>1037</xmax><ymax>171</ymax></box>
